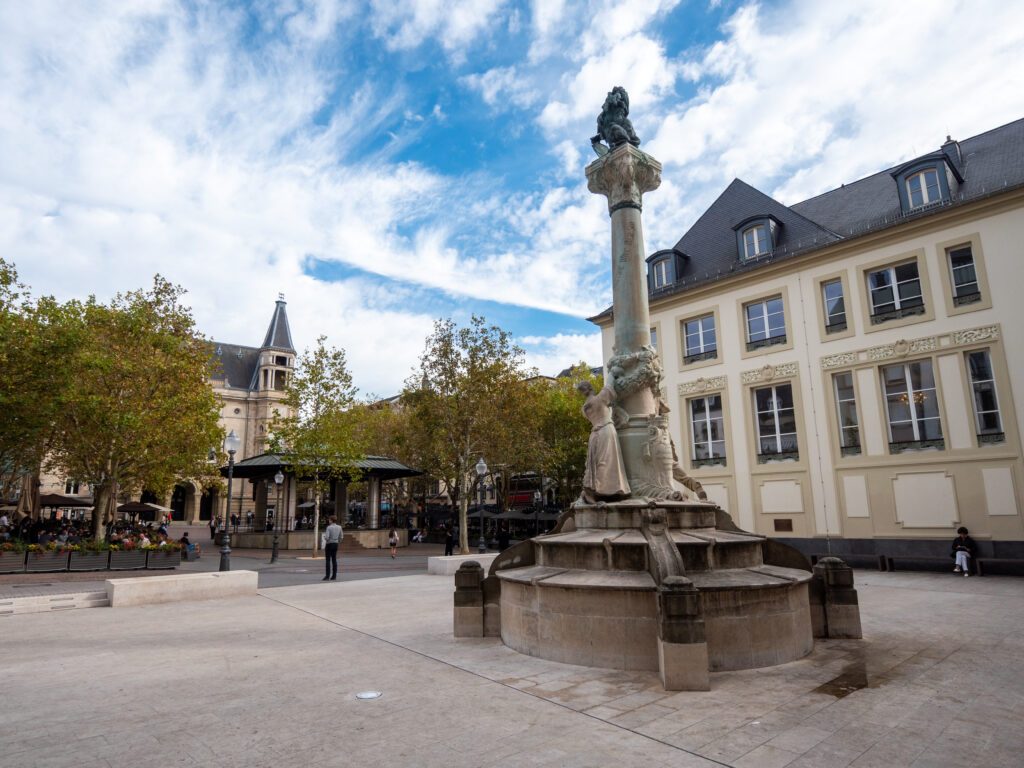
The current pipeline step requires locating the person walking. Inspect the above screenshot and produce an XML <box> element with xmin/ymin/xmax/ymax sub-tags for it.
<box><xmin>208</xmin><ymin>515</ymin><xmax>217</xmax><ymax>541</ymax></box>
<box><xmin>444</xmin><ymin>526</ymin><xmax>455</xmax><ymax>557</ymax></box>
<box><xmin>388</xmin><ymin>528</ymin><xmax>399</xmax><ymax>559</ymax></box>
<box><xmin>322</xmin><ymin>516</ymin><xmax>343</xmax><ymax>581</ymax></box>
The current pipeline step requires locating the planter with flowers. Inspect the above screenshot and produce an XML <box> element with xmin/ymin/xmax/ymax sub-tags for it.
<box><xmin>145</xmin><ymin>544</ymin><xmax>181</xmax><ymax>570</ymax></box>
<box><xmin>25</xmin><ymin>543</ymin><xmax>71</xmax><ymax>573</ymax></box>
<box><xmin>0</xmin><ymin>542</ymin><xmax>27</xmax><ymax>573</ymax></box>
<box><xmin>108</xmin><ymin>542</ymin><xmax>147</xmax><ymax>570</ymax></box>
<box><xmin>68</xmin><ymin>542</ymin><xmax>111</xmax><ymax>571</ymax></box>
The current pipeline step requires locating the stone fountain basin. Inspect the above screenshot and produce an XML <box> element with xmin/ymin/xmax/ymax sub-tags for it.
<box><xmin>497</xmin><ymin>563</ymin><xmax>812</xmax><ymax>673</ymax></box>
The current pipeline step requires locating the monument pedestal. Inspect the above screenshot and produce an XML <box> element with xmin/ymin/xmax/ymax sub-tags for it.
<box><xmin>496</xmin><ymin>500</ymin><xmax>813</xmax><ymax>687</ymax></box>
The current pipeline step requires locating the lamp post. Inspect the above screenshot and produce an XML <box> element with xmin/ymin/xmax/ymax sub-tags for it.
<box><xmin>475</xmin><ymin>457</ymin><xmax>487</xmax><ymax>554</ymax></box>
<box><xmin>533</xmin><ymin>489</ymin><xmax>542</xmax><ymax>537</ymax></box>
<box><xmin>271</xmin><ymin>470</ymin><xmax>283</xmax><ymax>564</ymax></box>
<box><xmin>221</xmin><ymin>429</ymin><xmax>241</xmax><ymax>572</ymax></box>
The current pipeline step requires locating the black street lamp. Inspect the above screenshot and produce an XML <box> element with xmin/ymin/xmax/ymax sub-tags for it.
<box><xmin>475</xmin><ymin>457</ymin><xmax>488</xmax><ymax>554</ymax></box>
<box><xmin>271</xmin><ymin>470</ymin><xmax>284</xmax><ymax>564</ymax></box>
<box><xmin>533</xmin><ymin>489</ymin><xmax>542</xmax><ymax>537</ymax></box>
<box><xmin>220</xmin><ymin>429</ymin><xmax>241</xmax><ymax>571</ymax></box>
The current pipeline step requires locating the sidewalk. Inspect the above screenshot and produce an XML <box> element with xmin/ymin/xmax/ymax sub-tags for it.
<box><xmin>0</xmin><ymin>542</ymin><xmax>448</xmax><ymax>598</ymax></box>
<box><xmin>3</xmin><ymin>570</ymin><xmax>1023</xmax><ymax>767</ymax></box>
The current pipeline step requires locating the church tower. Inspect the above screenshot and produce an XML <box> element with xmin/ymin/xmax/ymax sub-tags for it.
<box><xmin>250</xmin><ymin>294</ymin><xmax>296</xmax><ymax>455</ymax></box>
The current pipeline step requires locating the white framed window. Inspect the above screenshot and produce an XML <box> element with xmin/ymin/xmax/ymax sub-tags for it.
<box><xmin>649</xmin><ymin>327</ymin><xmax>658</xmax><ymax>350</ymax></box>
<box><xmin>821</xmin><ymin>279</ymin><xmax>846</xmax><ymax>332</ymax></box>
<box><xmin>745</xmin><ymin>296</ymin><xmax>786</xmax><ymax>350</ymax></box>
<box><xmin>867</xmin><ymin>261</ymin><xmax>924</xmax><ymax>322</ymax></box>
<box><xmin>966</xmin><ymin>350</ymin><xmax>1003</xmax><ymax>443</ymax></box>
<box><xmin>881</xmin><ymin>360</ymin><xmax>943</xmax><ymax>451</ymax></box>
<box><xmin>742</xmin><ymin>224</ymin><xmax>771</xmax><ymax>260</ymax></box>
<box><xmin>832</xmin><ymin>372</ymin><xmax>860</xmax><ymax>455</ymax></box>
<box><xmin>754</xmin><ymin>383</ymin><xmax>798</xmax><ymax>459</ymax></box>
<box><xmin>652</xmin><ymin>259</ymin><xmax>670</xmax><ymax>289</ymax></box>
<box><xmin>689</xmin><ymin>395</ymin><xmax>726</xmax><ymax>466</ymax></box>
<box><xmin>947</xmin><ymin>245</ymin><xmax>981</xmax><ymax>306</ymax></box>
<box><xmin>683</xmin><ymin>314</ymin><xmax>717</xmax><ymax>363</ymax></box>
<box><xmin>64</xmin><ymin>480</ymin><xmax>81</xmax><ymax>495</ymax></box>
<box><xmin>906</xmin><ymin>168</ymin><xmax>941</xmax><ymax>209</ymax></box>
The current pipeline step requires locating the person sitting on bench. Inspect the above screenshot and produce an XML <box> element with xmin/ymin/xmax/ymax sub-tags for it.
<box><xmin>952</xmin><ymin>527</ymin><xmax>977</xmax><ymax>577</ymax></box>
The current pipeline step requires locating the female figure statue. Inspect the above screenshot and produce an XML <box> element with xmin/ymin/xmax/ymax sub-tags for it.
<box><xmin>577</xmin><ymin>374</ymin><xmax>631</xmax><ymax>503</ymax></box>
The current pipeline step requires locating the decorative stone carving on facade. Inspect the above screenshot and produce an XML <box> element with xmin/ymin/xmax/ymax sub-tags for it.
<box><xmin>867</xmin><ymin>336</ymin><xmax>939</xmax><ymax>361</ymax></box>
<box><xmin>741</xmin><ymin>362</ymin><xmax>798</xmax><ymax>384</ymax></box>
<box><xmin>677</xmin><ymin>376</ymin><xmax>727</xmax><ymax>396</ymax></box>
<box><xmin>821</xmin><ymin>352</ymin><xmax>859</xmax><ymax>370</ymax></box>
<box><xmin>950</xmin><ymin>325</ymin><xmax>999</xmax><ymax>346</ymax></box>
<box><xmin>585</xmin><ymin>144</ymin><xmax>662</xmax><ymax>213</ymax></box>
<box><xmin>820</xmin><ymin>325</ymin><xmax>1001</xmax><ymax>371</ymax></box>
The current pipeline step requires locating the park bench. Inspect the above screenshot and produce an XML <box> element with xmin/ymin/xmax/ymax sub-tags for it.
<box><xmin>975</xmin><ymin>557</ymin><xmax>1024</xmax><ymax>576</ymax></box>
<box><xmin>885</xmin><ymin>555</ymin><xmax>955</xmax><ymax>573</ymax></box>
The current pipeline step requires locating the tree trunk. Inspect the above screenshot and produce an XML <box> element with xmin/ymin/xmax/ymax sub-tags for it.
<box><xmin>92</xmin><ymin>483</ymin><xmax>110</xmax><ymax>542</ymax></box>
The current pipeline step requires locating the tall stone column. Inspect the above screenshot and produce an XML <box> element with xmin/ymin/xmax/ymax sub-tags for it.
<box><xmin>586</xmin><ymin>144</ymin><xmax>665</xmax><ymax>490</ymax></box>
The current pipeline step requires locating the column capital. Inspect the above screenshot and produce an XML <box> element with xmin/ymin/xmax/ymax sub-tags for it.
<box><xmin>586</xmin><ymin>144</ymin><xmax>662</xmax><ymax>214</ymax></box>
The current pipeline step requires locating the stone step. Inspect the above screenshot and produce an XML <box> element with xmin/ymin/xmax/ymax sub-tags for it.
<box><xmin>0</xmin><ymin>591</ymin><xmax>110</xmax><ymax>616</ymax></box>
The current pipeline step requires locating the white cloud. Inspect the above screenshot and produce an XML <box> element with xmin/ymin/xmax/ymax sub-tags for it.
<box><xmin>367</xmin><ymin>0</ymin><xmax>507</xmax><ymax>54</ymax></box>
<box><xmin>4</xmin><ymin>0</ymin><xmax>1024</xmax><ymax>395</ymax></box>
<box><xmin>520</xmin><ymin>332</ymin><xmax>603</xmax><ymax>377</ymax></box>
<box><xmin>647</xmin><ymin>0</ymin><xmax>1024</xmax><ymax>210</ymax></box>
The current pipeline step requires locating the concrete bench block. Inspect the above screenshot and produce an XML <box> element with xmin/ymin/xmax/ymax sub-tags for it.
<box><xmin>428</xmin><ymin>554</ymin><xmax>498</xmax><ymax>575</ymax></box>
<box><xmin>106</xmin><ymin>570</ymin><xmax>258</xmax><ymax>607</ymax></box>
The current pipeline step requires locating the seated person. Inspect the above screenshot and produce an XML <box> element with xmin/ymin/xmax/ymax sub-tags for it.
<box><xmin>952</xmin><ymin>527</ymin><xmax>977</xmax><ymax>576</ymax></box>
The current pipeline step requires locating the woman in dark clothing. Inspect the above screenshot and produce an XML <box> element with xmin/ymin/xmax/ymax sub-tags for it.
<box><xmin>444</xmin><ymin>526</ymin><xmax>455</xmax><ymax>557</ymax></box>
<box><xmin>951</xmin><ymin>526</ymin><xmax>977</xmax><ymax>576</ymax></box>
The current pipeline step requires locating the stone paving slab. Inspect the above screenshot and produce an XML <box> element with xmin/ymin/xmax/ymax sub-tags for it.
<box><xmin>2</xmin><ymin>569</ymin><xmax>1023</xmax><ymax>767</ymax></box>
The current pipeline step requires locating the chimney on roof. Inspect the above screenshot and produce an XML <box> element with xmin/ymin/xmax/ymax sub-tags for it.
<box><xmin>942</xmin><ymin>134</ymin><xmax>962</xmax><ymax>167</ymax></box>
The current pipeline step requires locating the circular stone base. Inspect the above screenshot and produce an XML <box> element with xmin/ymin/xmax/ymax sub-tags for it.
<box><xmin>497</xmin><ymin>566</ymin><xmax>813</xmax><ymax>673</ymax></box>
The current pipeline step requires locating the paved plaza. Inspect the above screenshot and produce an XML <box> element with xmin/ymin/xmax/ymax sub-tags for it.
<box><xmin>3</xmin><ymin>567</ymin><xmax>1023</xmax><ymax>767</ymax></box>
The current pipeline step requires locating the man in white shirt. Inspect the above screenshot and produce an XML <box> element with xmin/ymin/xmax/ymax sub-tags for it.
<box><xmin>322</xmin><ymin>516</ymin><xmax>343</xmax><ymax>581</ymax></box>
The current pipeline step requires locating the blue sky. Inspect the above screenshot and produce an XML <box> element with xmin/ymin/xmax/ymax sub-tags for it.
<box><xmin>3</xmin><ymin>0</ymin><xmax>1024</xmax><ymax>394</ymax></box>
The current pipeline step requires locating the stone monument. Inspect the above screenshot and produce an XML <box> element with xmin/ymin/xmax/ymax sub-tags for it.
<box><xmin>461</xmin><ymin>88</ymin><xmax>858</xmax><ymax>691</ymax></box>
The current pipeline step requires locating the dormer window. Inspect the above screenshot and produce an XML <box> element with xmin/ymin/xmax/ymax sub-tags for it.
<box><xmin>905</xmin><ymin>168</ymin><xmax>940</xmax><ymax>209</ymax></box>
<box><xmin>892</xmin><ymin>153</ymin><xmax>960</xmax><ymax>213</ymax></box>
<box><xmin>652</xmin><ymin>258</ymin><xmax>670</xmax><ymax>289</ymax></box>
<box><xmin>743</xmin><ymin>224</ymin><xmax>770</xmax><ymax>260</ymax></box>
<box><xmin>734</xmin><ymin>216</ymin><xmax>779</xmax><ymax>262</ymax></box>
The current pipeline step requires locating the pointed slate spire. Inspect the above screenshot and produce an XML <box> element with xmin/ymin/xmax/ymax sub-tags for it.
<box><xmin>261</xmin><ymin>294</ymin><xmax>295</xmax><ymax>352</ymax></box>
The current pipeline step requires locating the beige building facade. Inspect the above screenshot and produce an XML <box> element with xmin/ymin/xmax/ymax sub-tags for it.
<box><xmin>594</xmin><ymin>119</ymin><xmax>1024</xmax><ymax>561</ymax></box>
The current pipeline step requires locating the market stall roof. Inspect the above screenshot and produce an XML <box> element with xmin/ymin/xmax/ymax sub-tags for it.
<box><xmin>39</xmin><ymin>493</ymin><xmax>94</xmax><ymax>508</ymax></box>
<box><xmin>221</xmin><ymin>452</ymin><xmax>423</xmax><ymax>481</ymax></box>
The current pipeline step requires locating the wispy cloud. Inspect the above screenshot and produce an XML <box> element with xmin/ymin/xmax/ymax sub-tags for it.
<box><xmin>3</xmin><ymin>0</ymin><xmax>1023</xmax><ymax>396</ymax></box>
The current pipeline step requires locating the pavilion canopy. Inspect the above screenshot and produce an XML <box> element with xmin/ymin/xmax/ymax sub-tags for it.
<box><xmin>221</xmin><ymin>452</ymin><xmax>423</xmax><ymax>482</ymax></box>
<box><xmin>117</xmin><ymin>501</ymin><xmax>171</xmax><ymax>515</ymax></box>
<box><xmin>39</xmin><ymin>493</ymin><xmax>93</xmax><ymax>508</ymax></box>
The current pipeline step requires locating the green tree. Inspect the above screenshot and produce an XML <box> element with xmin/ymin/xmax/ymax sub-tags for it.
<box><xmin>272</xmin><ymin>336</ymin><xmax>362</xmax><ymax>552</ymax></box>
<box><xmin>535</xmin><ymin>363</ymin><xmax>603</xmax><ymax>508</ymax></box>
<box><xmin>0</xmin><ymin>261</ymin><xmax>74</xmax><ymax>516</ymax></box>
<box><xmin>402</xmin><ymin>316</ymin><xmax>544</xmax><ymax>553</ymax></box>
<box><xmin>46</xmin><ymin>277</ymin><xmax>224</xmax><ymax>540</ymax></box>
